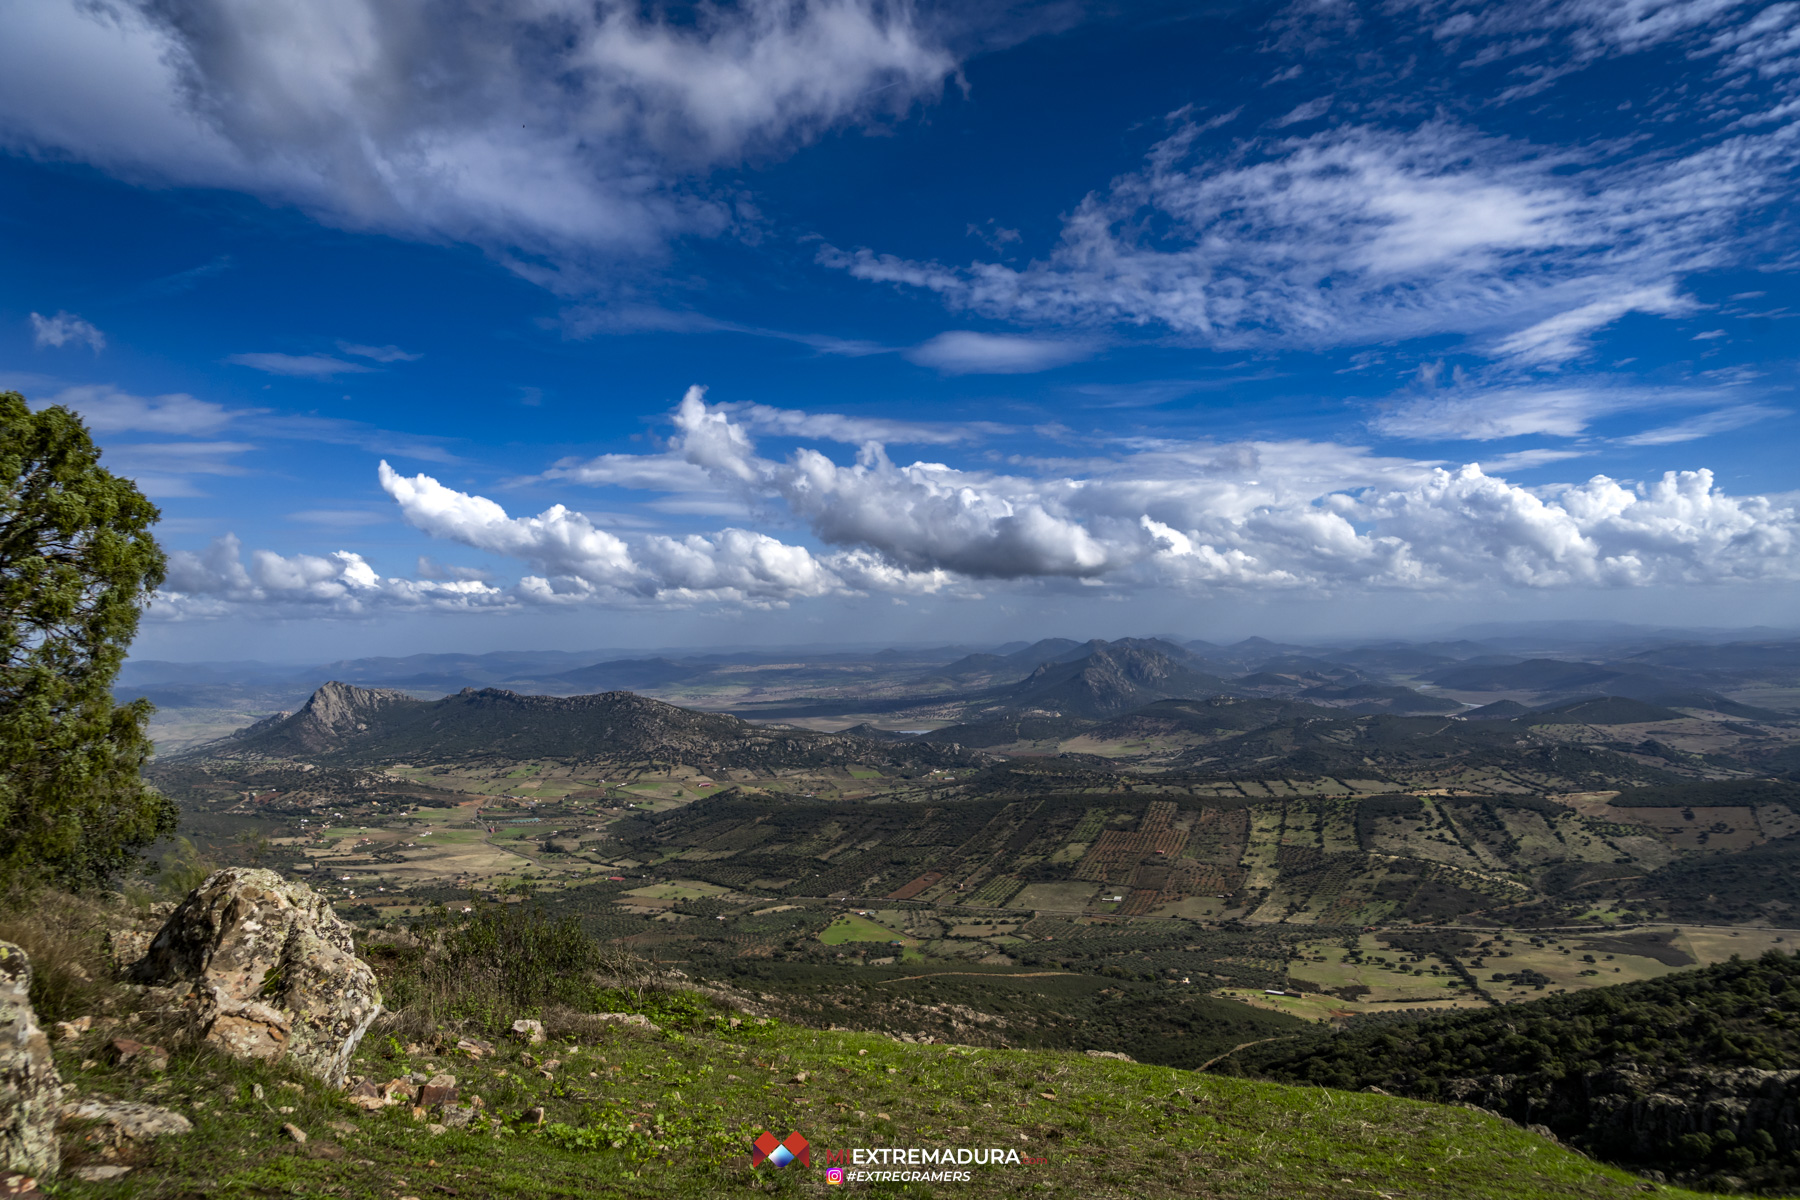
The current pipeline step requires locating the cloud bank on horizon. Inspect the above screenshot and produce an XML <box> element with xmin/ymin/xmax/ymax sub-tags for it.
<box><xmin>153</xmin><ymin>387</ymin><xmax>1800</xmax><ymax>619</ymax></box>
<box><xmin>1</xmin><ymin>0</ymin><xmax>1796</xmax><ymax>637</ymax></box>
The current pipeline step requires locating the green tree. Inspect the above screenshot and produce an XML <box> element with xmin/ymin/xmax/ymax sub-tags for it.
<box><xmin>0</xmin><ymin>392</ymin><xmax>173</xmax><ymax>890</ymax></box>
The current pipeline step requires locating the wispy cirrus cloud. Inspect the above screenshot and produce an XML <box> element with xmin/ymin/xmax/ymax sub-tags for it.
<box><xmin>225</xmin><ymin>352</ymin><xmax>376</xmax><ymax>379</ymax></box>
<box><xmin>823</xmin><ymin>113</ymin><xmax>1794</xmax><ymax>358</ymax></box>
<box><xmin>1370</xmin><ymin>378</ymin><xmax>1774</xmax><ymax>442</ymax></box>
<box><xmin>823</xmin><ymin>0</ymin><xmax>1800</xmax><ymax>370</ymax></box>
<box><xmin>0</xmin><ymin>0</ymin><xmax>962</xmax><ymax>284</ymax></box>
<box><xmin>1621</xmin><ymin>403</ymin><xmax>1790</xmax><ymax>445</ymax></box>
<box><xmin>1489</xmin><ymin>283</ymin><xmax>1695</xmax><ymax>366</ymax></box>
<box><xmin>39</xmin><ymin>383</ymin><xmax>250</xmax><ymax>435</ymax></box>
<box><xmin>337</xmin><ymin>342</ymin><xmax>421</xmax><ymax>363</ymax></box>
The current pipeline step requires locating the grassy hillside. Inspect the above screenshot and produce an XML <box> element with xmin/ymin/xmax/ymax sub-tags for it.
<box><xmin>47</xmin><ymin>981</ymin><xmax>1725</xmax><ymax>1199</ymax></box>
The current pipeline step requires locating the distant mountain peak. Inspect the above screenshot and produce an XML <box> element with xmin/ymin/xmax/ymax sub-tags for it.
<box><xmin>299</xmin><ymin>680</ymin><xmax>413</xmax><ymax>733</ymax></box>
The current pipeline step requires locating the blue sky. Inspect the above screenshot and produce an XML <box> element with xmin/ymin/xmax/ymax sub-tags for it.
<box><xmin>2</xmin><ymin>0</ymin><xmax>1798</xmax><ymax>660</ymax></box>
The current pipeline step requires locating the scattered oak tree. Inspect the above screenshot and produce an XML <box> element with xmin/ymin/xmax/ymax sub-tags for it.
<box><xmin>0</xmin><ymin>392</ymin><xmax>173</xmax><ymax>890</ymax></box>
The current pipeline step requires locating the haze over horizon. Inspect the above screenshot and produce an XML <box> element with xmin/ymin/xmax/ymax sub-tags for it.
<box><xmin>4</xmin><ymin>0</ymin><xmax>1799</xmax><ymax>662</ymax></box>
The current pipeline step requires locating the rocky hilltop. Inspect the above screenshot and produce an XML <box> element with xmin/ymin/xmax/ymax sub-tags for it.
<box><xmin>1005</xmin><ymin>641</ymin><xmax>1234</xmax><ymax>717</ymax></box>
<box><xmin>228</xmin><ymin>681</ymin><xmax>415</xmax><ymax>756</ymax></box>
<box><xmin>197</xmin><ymin>682</ymin><xmax>976</xmax><ymax>774</ymax></box>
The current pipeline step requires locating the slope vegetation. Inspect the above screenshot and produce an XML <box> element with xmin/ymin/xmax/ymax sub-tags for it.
<box><xmin>1223</xmin><ymin>951</ymin><xmax>1800</xmax><ymax>1193</ymax></box>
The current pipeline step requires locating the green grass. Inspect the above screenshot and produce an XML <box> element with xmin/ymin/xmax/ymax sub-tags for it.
<box><xmin>44</xmin><ymin>998</ymin><xmax>1727</xmax><ymax>1199</ymax></box>
<box><xmin>820</xmin><ymin>913</ymin><xmax>905</xmax><ymax>945</ymax></box>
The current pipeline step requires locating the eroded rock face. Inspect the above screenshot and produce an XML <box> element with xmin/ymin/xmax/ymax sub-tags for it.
<box><xmin>0</xmin><ymin>942</ymin><xmax>62</xmax><ymax>1179</ymax></box>
<box><xmin>131</xmin><ymin>868</ymin><xmax>381</xmax><ymax>1085</ymax></box>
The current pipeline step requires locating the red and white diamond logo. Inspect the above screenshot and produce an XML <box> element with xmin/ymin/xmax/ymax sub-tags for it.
<box><xmin>751</xmin><ymin>1130</ymin><xmax>810</xmax><ymax>1168</ymax></box>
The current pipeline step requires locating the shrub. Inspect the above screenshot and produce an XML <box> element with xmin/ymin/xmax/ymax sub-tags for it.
<box><xmin>0</xmin><ymin>888</ymin><xmax>129</xmax><ymax>1023</ymax></box>
<box><xmin>379</xmin><ymin>894</ymin><xmax>657</xmax><ymax>1035</ymax></box>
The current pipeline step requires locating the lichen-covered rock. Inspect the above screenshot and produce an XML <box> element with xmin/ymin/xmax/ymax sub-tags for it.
<box><xmin>0</xmin><ymin>943</ymin><xmax>62</xmax><ymax>1180</ymax></box>
<box><xmin>130</xmin><ymin>868</ymin><xmax>381</xmax><ymax>1085</ymax></box>
<box><xmin>60</xmin><ymin>1099</ymin><xmax>192</xmax><ymax>1145</ymax></box>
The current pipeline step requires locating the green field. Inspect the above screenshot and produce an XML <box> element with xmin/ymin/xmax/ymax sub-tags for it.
<box><xmin>820</xmin><ymin>912</ymin><xmax>906</xmax><ymax>945</ymax></box>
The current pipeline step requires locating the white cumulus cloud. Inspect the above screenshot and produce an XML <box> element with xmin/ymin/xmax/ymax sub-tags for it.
<box><xmin>642</xmin><ymin>389</ymin><xmax>1800</xmax><ymax>592</ymax></box>
<box><xmin>29</xmin><ymin>311</ymin><xmax>105</xmax><ymax>351</ymax></box>
<box><xmin>156</xmin><ymin>533</ymin><xmax>508</xmax><ymax>619</ymax></box>
<box><xmin>157</xmin><ymin>391</ymin><xmax>1800</xmax><ymax>618</ymax></box>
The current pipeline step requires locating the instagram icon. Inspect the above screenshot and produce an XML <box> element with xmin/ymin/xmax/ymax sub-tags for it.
<box><xmin>826</xmin><ymin>1167</ymin><xmax>846</xmax><ymax>1185</ymax></box>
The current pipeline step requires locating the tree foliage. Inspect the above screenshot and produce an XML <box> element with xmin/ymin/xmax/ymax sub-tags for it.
<box><xmin>0</xmin><ymin>392</ymin><xmax>173</xmax><ymax>889</ymax></box>
<box><xmin>1221</xmin><ymin>951</ymin><xmax>1800</xmax><ymax>1189</ymax></box>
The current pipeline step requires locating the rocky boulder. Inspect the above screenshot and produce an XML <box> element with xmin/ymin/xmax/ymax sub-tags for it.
<box><xmin>0</xmin><ymin>942</ymin><xmax>63</xmax><ymax>1180</ymax></box>
<box><xmin>130</xmin><ymin>868</ymin><xmax>381</xmax><ymax>1085</ymax></box>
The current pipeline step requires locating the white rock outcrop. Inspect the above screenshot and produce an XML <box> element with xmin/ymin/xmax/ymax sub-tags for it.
<box><xmin>130</xmin><ymin>868</ymin><xmax>382</xmax><ymax>1085</ymax></box>
<box><xmin>0</xmin><ymin>942</ymin><xmax>62</xmax><ymax>1179</ymax></box>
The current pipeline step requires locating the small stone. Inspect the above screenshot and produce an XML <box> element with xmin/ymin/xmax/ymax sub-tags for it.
<box><xmin>419</xmin><ymin>1074</ymin><xmax>457</xmax><ymax>1107</ymax></box>
<box><xmin>425</xmin><ymin>1123</ymin><xmax>447</xmax><ymax>1136</ymax></box>
<box><xmin>344</xmin><ymin>1080</ymin><xmax>385</xmax><ymax>1109</ymax></box>
<box><xmin>73</xmin><ymin>1165</ymin><xmax>132</xmax><ymax>1181</ymax></box>
<box><xmin>105</xmin><ymin>1038</ymin><xmax>169</xmax><ymax>1073</ymax></box>
<box><xmin>54</xmin><ymin>1018</ymin><xmax>91</xmax><ymax>1042</ymax></box>
<box><xmin>327</xmin><ymin>1120</ymin><xmax>356</xmax><ymax>1135</ymax></box>
<box><xmin>282</xmin><ymin>1122</ymin><xmax>307</xmax><ymax>1144</ymax></box>
<box><xmin>278</xmin><ymin>1105</ymin><xmax>296</xmax><ymax>1114</ymax></box>
<box><xmin>252</xmin><ymin>1083</ymin><xmax>265</xmax><ymax>1101</ymax></box>
<box><xmin>510</xmin><ymin>1019</ymin><xmax>545</xmax><ymax>1045</ymax></box>
<box><xmin>440</xmin><ymin>1104</ymin><xmax>478</xmax><ymax>1128</ymax></box>
<box><xmin>876</xmin><ymin>1112</ymin><xmax>890</xmax><ymax>1121</ymax></box>
<box><xmin>792</xmin><ymin>1071</ymin><xmax>809</xmax><ymax>1083</ymax></box>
